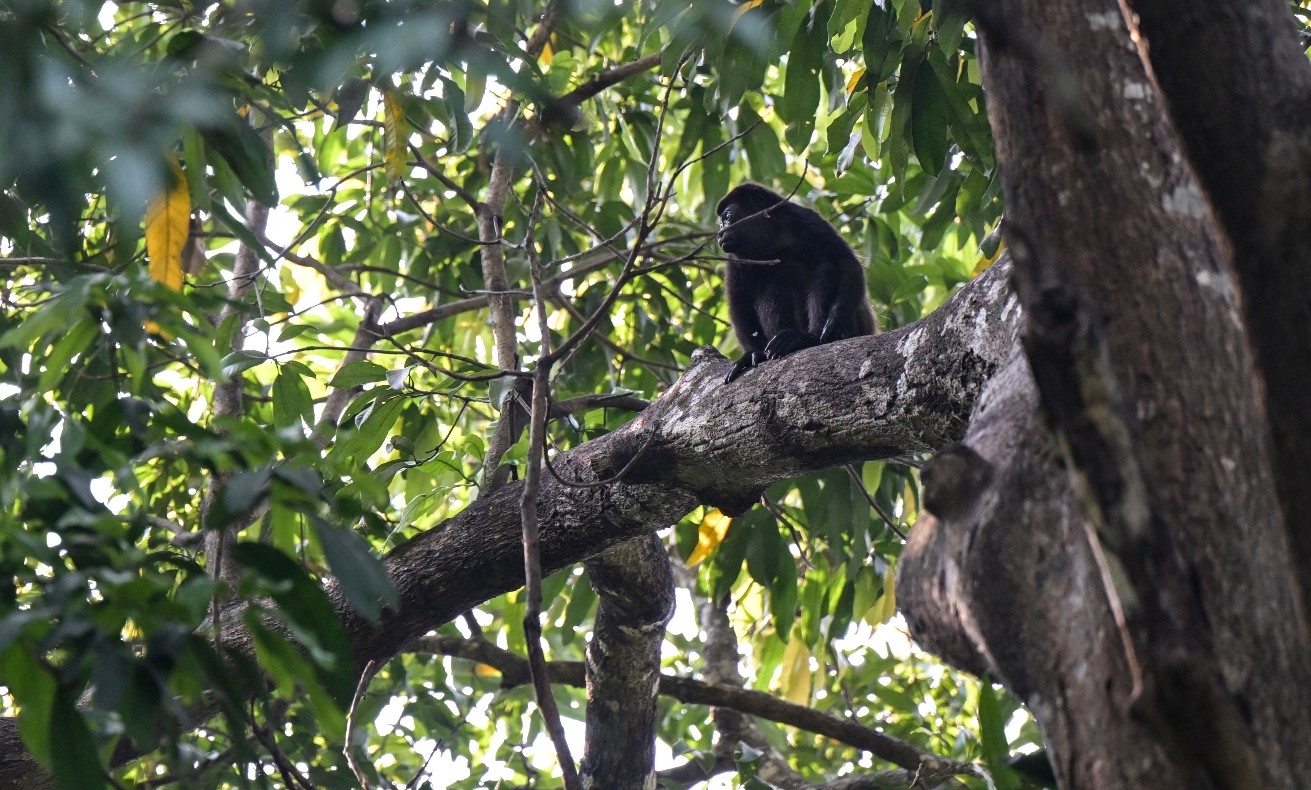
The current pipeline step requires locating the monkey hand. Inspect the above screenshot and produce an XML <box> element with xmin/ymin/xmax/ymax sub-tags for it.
<box><xmin>763</xmin><ymin>330</ymin><xmax>818</xmax><ymax>360</ymax></box>
<box><xmin>724</xmin><ymin>351</ymin><xmax>764</xmax><ymax>384</ymax></box>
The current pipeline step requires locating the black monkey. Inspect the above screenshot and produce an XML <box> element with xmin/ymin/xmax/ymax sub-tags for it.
<box><xmin>716</xmin><ymin>183</ymin><xmax>877</xmax><ymax>384</ymax></box>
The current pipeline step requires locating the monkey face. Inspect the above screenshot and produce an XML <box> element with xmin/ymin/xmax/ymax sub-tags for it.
<box><xmin>716</xmin><ymin>202</ymin><xmax>770</xmax><ymax>257</ymax></box>
<box><xmin>716</xmin><ymin>183</ymin><xmax>787</xmax><ymax>259</ymax></box>
<box><xmin>716</xmin><ymin>204</ymin><xmax>744</xmax><ymax>252</ymax></box>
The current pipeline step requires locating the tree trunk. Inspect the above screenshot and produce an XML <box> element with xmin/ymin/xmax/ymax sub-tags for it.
<box><xmin>900</xmin><ymin>2</ymin><xmax>1311</xmax><ymax>788</ymax></box>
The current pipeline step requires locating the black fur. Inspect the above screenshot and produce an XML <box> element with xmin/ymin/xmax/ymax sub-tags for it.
<box><xmin>716</xmin><ymin>183</ymin><xmax>877</xmax><ymax>383</ymax></box>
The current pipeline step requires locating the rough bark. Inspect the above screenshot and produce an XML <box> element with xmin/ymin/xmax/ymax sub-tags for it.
<box><xmin>580</xmin><ymin>535</ymin><xmax>675</xmax><ymax>789</ymax></box>
<box><xmin>0</xmin><ymin>256</ymin><xmax>1019</xmax><ymax>789</ymax></box>
<box><xmin>901</xmin><ymin>2</ymin><xmax>1311</xmax><ymax>788</ymax></box>
<box><xmin>1121</xmin><ymin>0</ymin><xmax>1311</xmax><ymax>639</ymax></box>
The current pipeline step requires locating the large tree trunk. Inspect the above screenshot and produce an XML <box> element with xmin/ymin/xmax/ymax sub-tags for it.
<box><xmin>900</xmin><ymin>2</ymin><xmax>1311</xmax><ymax>788</ymax></box>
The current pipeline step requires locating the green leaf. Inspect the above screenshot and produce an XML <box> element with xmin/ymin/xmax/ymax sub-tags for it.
<box><xmin>273</xmin><ymin>367</ymin><xmax>315</xmax><ymax>429</ymax></box>
<box><xmin>978</xmin><ymin>680</ymin><xmax>1023</xmax><ymax>789</ymax></box>
<box><xmin>707</xmin><ymin>515</ymin><xmax>752</xmax><ymax>603</ymax></box>
<box><xmin>700</xmin><ymin>119</ymin><xmax>730</xmax><ymax>218</ymax></box>
<box><xmin>781</xmin><ymin>8</ymin><xmax>823</xmax><ymax>126</ymax></box>
<box><xmin>910</xmin><ymin>61</ymin><xmax>951</xmax><ymax>174</ymax></box>
<box><xmin>50</xmin><ymin>688</ymin><xmax>106</xmax><ymax>790</ymax></box>
<box><xmin>329</xmin><ymin>360</ymin><xmax>388</xmax><ymax>388</ymax></box>
<box><xmin>740</xmin><ymin>105</ymin><xmax>787</xmax><ymax>180</ymax></box>
<box><xmin>862</xmin><ymin>4</ymin><xmax>901</xmax><ymax>83</ymax></box>
<box><xmin>232</xmin><ymin>543</ymin><xmax>355</xmax><ymax>700</ymax></box>
<box><xmin>744</xmin><ymin>509</ymin><xmax>782</xmax><ymax>588</ymax></box>
<box><xmin>560</xmin><ymin>575</ymin><xmax>597</xmax><ymax>642</ymax></box>
<box><xmin>0</xmin><ymin>277</ymin><xmax>93</xmax><ymax>350</ymax></box>
<box><xmin>715</xmin><ymin>28</ymin><xmax>768</xmax><ymax>108</ymax></box>
<box><xmin>926</xmin><ymin>46</ymin><xmax>994</xmax><ymax>169</ymax></box>
<box><xmin>246</xmin><ymin>616</ymin><xmax>347</xmax><ymax>741</ymax></box>
<box><xmin>165</xmin><ymin>30</ymin><xmax>205</xmax><ymax>58</ymax></box>
<box><xmin>311</xmin><ymin>514</ymin><xmax>397</xmax><ymax>621</ymax></box>
<box><xmin>218</xmin><ymin>349</ymin><xmax>268</xmax><ymax>378</ymax></box>
<box><xmin>330</xmin><ymin>394</ymin><xmax>404</xmax><ymax>463</ymax></box>
<box><xmin>385</xmin><ymin>365</ymin><xmax>411</xmax><ymax>389</ymax></box>
<box><xmin>38</xmin><ymin>316</ymin><xmax>96</xmax><ymax>391</ymax></box>
<box><xmin>0</xmin><ymin>648</ymin><xmax>55</xmax><ymax>766</ymax></box>
<box><xmin>771</xmin><ymin>545</ymin><xmax>799</xmax><ymax>639</ymax></box>
<box><xmin>671</xmin><ymin>92</ymin><xmax>709</xmax><ymax>169</ymax></box>
<box><xmin>201</xmin><ymin>122</ymin><xmax>278</xmax><ymax>206</ymax></box>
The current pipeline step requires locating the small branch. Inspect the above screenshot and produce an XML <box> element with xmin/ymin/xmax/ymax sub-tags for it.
<box><xmin>408</xmin><ymin>143</ymin><xmax>483</xmax><ymax>212</ymax></box>
<box><xmin>408</xmin><ymin>634</ymin><xmax>973</xmax><ymax>776</ymax></box>
<box><xmin>262</xmin><ymin>234</ymin><xmax>364</xmax><ymax>297</ymax></box>
<box><xmin>313</xmin><ymin>299</ymin><xmax>385</xmax><ymax>445</ymax></box>
<box><xmin>557</xmin><ymin>52</ymin><xmax>663</xmax><ymax>108</ymax></box>
<box><xmin>523</xmin><ymin>0</ymin><xmax>565</xmax><ymax>59</ymax></box>
<box><xmin>344</xmin><ymin>659</ymin><xmax>380</xmax><ymax>790</ymax></box>
<box><xmin>251</xmin><ymin>719</ymin><xmax>315</xmax><ymax>790</ymax></box>
<box><xmin>549</xmin><ymin>393</ymin><xmax>649</xmax><ymax>418</ymax></box>
<box><xmin>519</xmin><ymin>188</ymin><xmax>580</xmax><ymax>788</ymax></box>
<box><xmin>846</xmin><ymin>464</ymin><xmax>906</xmax><ymax>540</ymax></box>
<box><xmin>543</xmin><ymin>428</ymin><xmax>657</xmax><ymax>489</ymax></box>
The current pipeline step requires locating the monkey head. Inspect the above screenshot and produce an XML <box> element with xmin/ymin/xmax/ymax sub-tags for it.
<box><xmin>715</xmin><ymin>183</ymin><xmax>788</xmax><ymax>259</ymax></box>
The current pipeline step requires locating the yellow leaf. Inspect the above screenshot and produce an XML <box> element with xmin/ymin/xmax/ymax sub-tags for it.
<box><xmin>686</xmin><ymin>509</ymin><xmax>732</xmax><ymax>566</ymax></box>
<box><xmin>864</xmin><ymin>566</ymin><xmax>898</xmax><ymax>626</ymax></box>
<box><xmin>883</xmin><ymin>564</ymin><xmax>896</xmax><ymax>609</ymax></box>
<box><xmin>846</xmin><ymin>67</ymin><xmax>866</xmax><ymax>95</ymax></box>
<box><xmin>729</xmin><ymin>0</ymin><xmax>764</xmax><ymax>34</ymax></box>
<box><xmin>778</xmin><ymin>633</ymin><xmax>812</xmax><ymax>705</ymax></box>
<box><xmin>145</xmin><ymin>155</ymin><xmax>190</xmax><ymax>292</ymax></box>
<box><xmin>540</xmin><ymin>38</ymin><xmax>554</xmax><ymax>66</ymax></box>
<box><xmin>383</xmin><ymin>91</ymin><xmax>408</xmax><ymax>184</ymax></box>
<box><xmin>973</xmin><ymin>237</ymin><xmax>1008</xmax><ymax>277</ymax></box>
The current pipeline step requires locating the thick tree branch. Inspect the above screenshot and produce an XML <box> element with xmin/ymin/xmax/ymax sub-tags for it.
<box><xmin>1010</xmin><ymin>232</ymin><xmax>1262</xmax><ymax>786</ymax></box>
<box><xmin>343</xmin><ymin>256</ymin><xmax>1017</xmax><ymax>657</ymax></box>
<box><xmin>0</xmin><ymin>258</ymin><xmax>1018</xmax><ymax>788</ymax></box>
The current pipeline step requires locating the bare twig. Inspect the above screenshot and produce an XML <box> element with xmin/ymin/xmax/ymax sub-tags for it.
<box><xmin>519</xmin><ymin>187</ymin><xmax>580</xmax><ymax>787</ymax></box>
<box><xmin>549</xmin><ymin>393</ymin><xmax>649</xmax><ymax>417</ymax></box>
<box><xmin>556</xmin><ymin>52</ymin><xmax>663</xmax><ymax>108</ymax></box>
<box><xmin>543</xmin><ymin>428</ymin><xmax>657</xmax><ymax>489</ymax></box>
<box><xmin>252</xmin><ymin>718</ymin><xmax>315</xmax><ymax>790</ymax></box>
<box><xmin>409</xmin><ymin>634</ymin><xmax>977</xmax><ymax>777</ymax></box>
<box><xmin>344</xmin><ymin>659</ymin><xmax>380</xmax><ymax>790</ymax></box>
<box><xmin>846</xmin><ymin>464</ymin><xmax>907</xmax><ymax>541</ymax></box>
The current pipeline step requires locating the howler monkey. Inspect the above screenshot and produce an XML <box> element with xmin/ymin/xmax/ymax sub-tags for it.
<box><xmin>716</xmin><ymin>183</ymin><xmax>876</xmax><ymax>384</ymax></box>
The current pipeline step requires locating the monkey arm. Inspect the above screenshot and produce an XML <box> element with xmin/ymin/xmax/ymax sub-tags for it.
<box><xmin>808</xmin><ymin>258</ymin><xmax>849</xmax><ymax>340</ymax></box>
<box><xmin>816</xmin><ymin>256</ymin><xmax>870</xmax><ymax>342</ymax></box>
<box><xmin>763</xmin><ymin>260</ymin><xmax>841</xmax><ymax>359</ymax></box>
<box><xmin>724</xmin><ymin>263</ymin><xmax>768</xmax><ymax>383</ymax></box>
